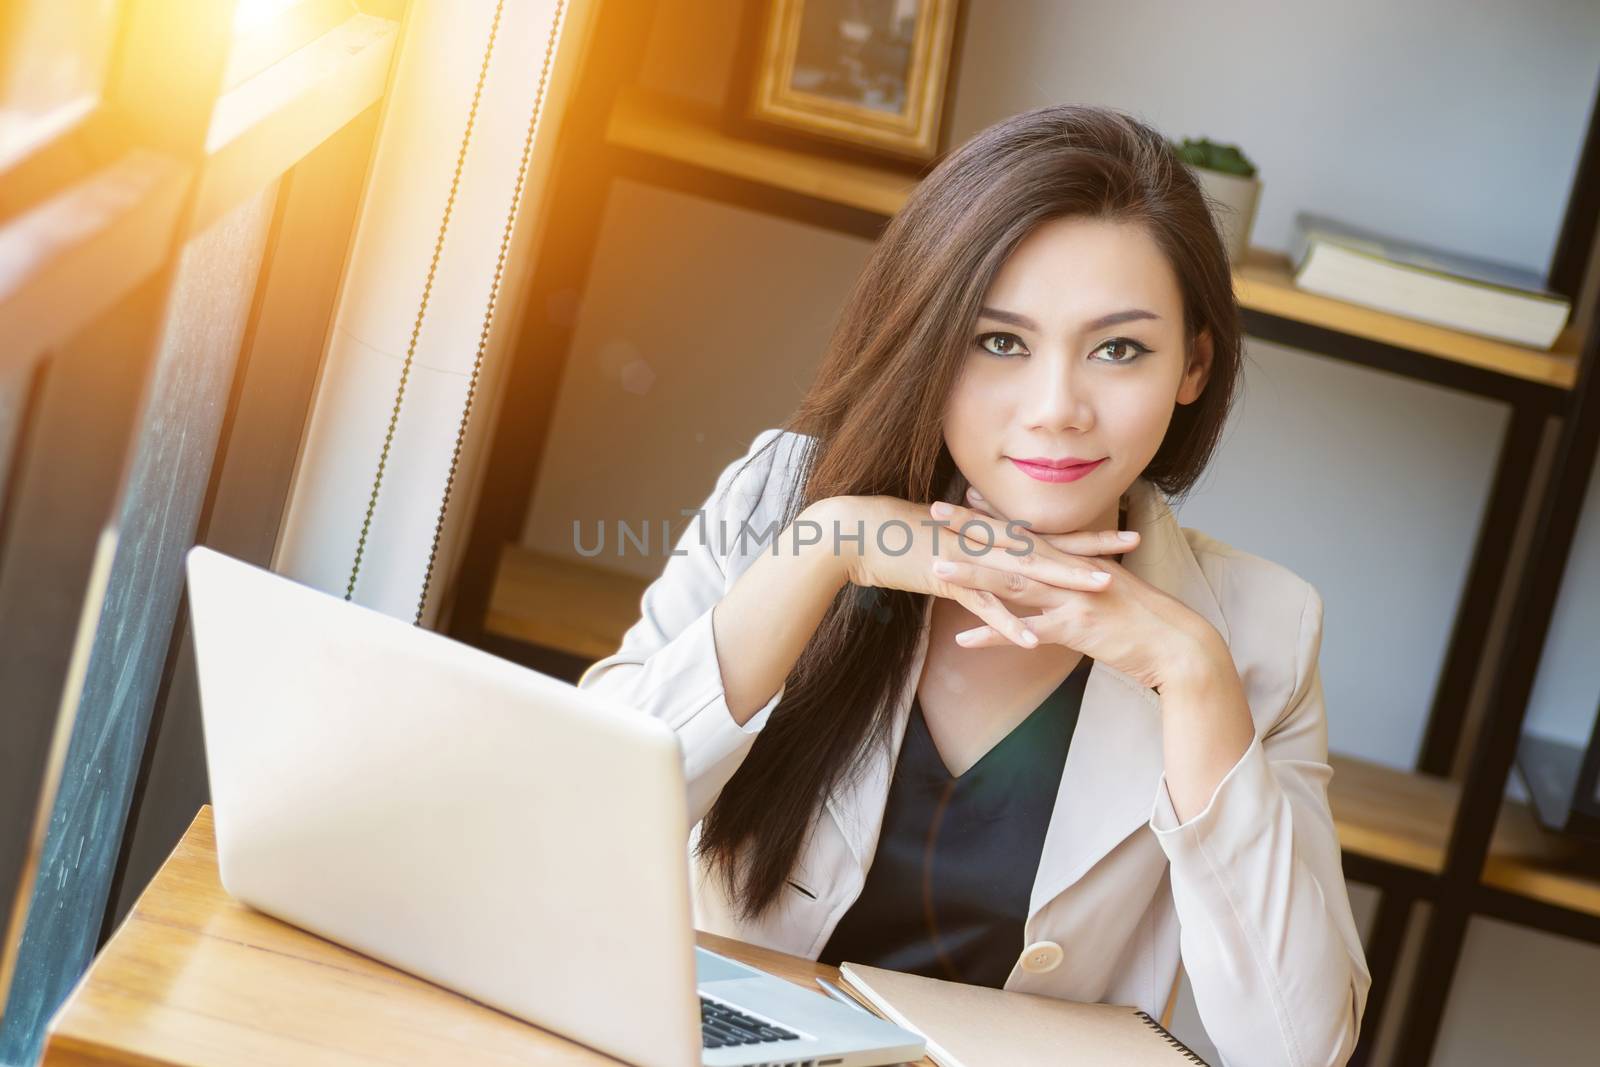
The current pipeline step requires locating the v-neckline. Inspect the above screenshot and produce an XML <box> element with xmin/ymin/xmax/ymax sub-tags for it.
<box><xmin>910</xmin><ymin>656</ymin><xmax>1093</xmax><ymax>782</ymax></box>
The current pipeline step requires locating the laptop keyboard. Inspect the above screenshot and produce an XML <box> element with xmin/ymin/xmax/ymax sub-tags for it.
<box><xmin>700</xmin><ymin>995</ymin><xmax>799</xmax><ymax>1048</ymax></box>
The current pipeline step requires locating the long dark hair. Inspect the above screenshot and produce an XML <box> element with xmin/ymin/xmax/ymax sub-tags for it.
<box><xmin>697</xmin><ymin>103</ymin><xmax>1243</xmax><ymax>921</ymax></box>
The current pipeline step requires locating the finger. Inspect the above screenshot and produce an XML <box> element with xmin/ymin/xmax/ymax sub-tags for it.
<box><xmin>965</xmin><ymin>485</ymin><xmax>1010</xmax><ymax>522</ymax></box>
<box><xmin>930</xmin><ymin>501</ymin><xmax>1029</xmax><ymax>553</ymax></box>
<box><xmin>982</xmin><ymin>549</ymin><xmax>1114</xmax><ymax>591</ymax></box>
<box><xmin>932</xmin><ymin>558</ymin><xmax>1049</xmax><ymax>611</ymax></box>
<box><xmin>938</xmin><ymin>500</ymin><xmax>1137</xmax><ymax>560</ymax></box>
<box><xmin>1030</xmin><ymin>527</ymin><xmax>1140</xmax><ymax>558</ymax></box>
<box><xmin>938</xmin><ymin>523</ymin><xmax>1117</xmax><ymax>588</ymax></box>
<box><xmin>932</xmin><ymin>556</ymin><xmax>1107</xmax><ymax>600</ymax></box>
<box><xmin>953</xmin><ymin>623</ymin><xmax>1004</xmax><ymax>648</ymax></box>
<box><xmin>942</xmin><ymin>585</ymin><xmax>1038</xmax><ymax>648</ymax></box>
<box><xmin>956</xmin><ymin>611</ymin><xmax>1060</xmax><ymax>649</ymax></box>
<box><xmin>962</xmin><ymin>494</ymin><xmax>996</xmax><ymax>521</ymax></box>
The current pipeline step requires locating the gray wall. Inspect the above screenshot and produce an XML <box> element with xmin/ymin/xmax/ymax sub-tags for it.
<box><xmin>521</xmin><ymin>2</ymin><xmax>1600</xmax><ymax>1062</ymax></box>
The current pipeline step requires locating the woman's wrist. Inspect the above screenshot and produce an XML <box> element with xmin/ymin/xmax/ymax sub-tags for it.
<box><xmin>798</xmin><ymin>495</ymin><xmax>862</xmax><ymax>588</ymax></box>
<box><xmin>1154</xmin><ymin>624</ymin><xmax>1231</xmax><ymax>697</ymax></box>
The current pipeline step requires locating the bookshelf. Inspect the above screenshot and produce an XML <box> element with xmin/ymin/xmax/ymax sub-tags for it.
<box><xmin>449</xmin><ymin>5</ymin><xmax>1600</xmax><ymax>1063</ymax></box>
<box><xmin>1231</xmin><ymin>249</ymin><xmax>1581</xmax><ymax>390</ymax></box>
<box><xmin>605</xmin><ymin>84</ymin><xmax>1584</xmax><ymax>392</ymax></box>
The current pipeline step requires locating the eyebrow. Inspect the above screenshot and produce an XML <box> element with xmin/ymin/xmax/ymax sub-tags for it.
<box><xmin>978</xmin><ymin>306</ymin><xmax>1161</xmax><ymax>332</ymax></box>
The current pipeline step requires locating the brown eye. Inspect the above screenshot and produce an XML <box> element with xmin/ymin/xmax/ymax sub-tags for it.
<box><xmin>976</xmin><ymin>332</ymin><xmax>1027</xmax><ymax>358</ymax></box>
<box><xmin>1093</xmin><ymin>337</ymin><xmax>1152</xmax><ymax>363</ymax></box>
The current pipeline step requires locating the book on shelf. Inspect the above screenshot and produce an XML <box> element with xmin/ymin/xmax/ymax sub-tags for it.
<box><xmin>837</xmin><ymin>960</ymin><xmax>1210</xmax><ymax>1065</ymax></box>
<box><xmin>1287</xmin><ymin>212</ymin><xmax>1570</xmax><ymax>350</ymax></box>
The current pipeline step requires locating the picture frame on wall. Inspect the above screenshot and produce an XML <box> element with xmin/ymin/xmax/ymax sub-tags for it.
<box><xmin>729</xmin><ymin>0</ymin><xmax>965</xmax><ymax>170</ymax></box>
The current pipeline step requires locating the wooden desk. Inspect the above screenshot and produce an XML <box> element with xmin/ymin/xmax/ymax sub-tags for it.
<box><xmin>40</xmin><ymin>806</ymin><xmax>934</xmax><ymax>1066</ymax></box>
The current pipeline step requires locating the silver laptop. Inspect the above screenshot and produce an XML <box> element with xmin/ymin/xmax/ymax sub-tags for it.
<box><xmin>184</xmin><ymin>546</ymin><xmax>924</xmax><ymax>1067</ymax></box>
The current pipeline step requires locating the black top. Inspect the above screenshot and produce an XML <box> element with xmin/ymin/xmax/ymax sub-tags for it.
<box><xmin>816</xmin><ymin>655</ymin><xmax>1094</xmax><ymax>988</ymax></box>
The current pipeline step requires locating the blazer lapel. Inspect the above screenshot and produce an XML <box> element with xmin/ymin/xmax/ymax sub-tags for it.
<box><xmin>821</xmin><ymin>477</ymin><xmax>1231</xmax><ymax>906</ymax></box>
<box><xmin>1030</xmin><ymin>476</ymin><xmax>1229</xmax><ymax>912</ymax></box>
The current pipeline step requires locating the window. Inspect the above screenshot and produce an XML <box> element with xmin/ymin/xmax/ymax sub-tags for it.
<box><xmin>0</xmin><ymin>3</ymin><xmax>405</xmax><ymax>1062</ymax></box>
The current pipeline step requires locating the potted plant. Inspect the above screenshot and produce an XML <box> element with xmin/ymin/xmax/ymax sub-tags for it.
<box><xmin>1171</xmin><ymin>136</ymin><xmax>1260</xmax><ymax>263</ymax></box>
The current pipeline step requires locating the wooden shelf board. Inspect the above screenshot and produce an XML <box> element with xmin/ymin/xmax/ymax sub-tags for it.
<box><xmin>485</xmin><ymin>543</ymin><xmax>649</xmax><ymax>662</ymax></box>
<box><xmin>1327</xmin><ymin>753</ymin><xmax>1457</xmax><ymax>875</ymax></box>
<box><xmin>1234</xmin><ymin>249</ymin><xmax>1580</xmax><ymax>390</ymax></box>
<box><xmin>1481</xmin><ymin>797</ymin><xmax>1600</xmax><ymax>919</ymax></box>
<box><xmin>1323</xmin><ymin>753</ymin><xmax>1600</xmax><ymax>919</ymax></box>
<box><xmin>606</xmin><ymin>84</ymin><xmax>918</xmax><ymax>218</ymax></box>
<box><xmin>605</xmin><ymin>84</ymin><xmax>1582</xmax><ymax>392</ymax></box>
<box><xmin>486</xmin><ymin>544</ymin><xmax>1600</xmax><ymax>920</ymax></box>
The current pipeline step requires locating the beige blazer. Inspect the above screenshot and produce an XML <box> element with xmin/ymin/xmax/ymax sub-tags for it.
<box><xmin>579</xmin><ymin>428</ymin><xmax>1372</xmax><ymax>1067</ymax></box>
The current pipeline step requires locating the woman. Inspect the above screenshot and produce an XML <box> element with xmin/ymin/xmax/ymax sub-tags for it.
<box><xmin>579</xmin><ymin>103</ymin><xmax>1370</xmax><ymax>1067</ymax></box>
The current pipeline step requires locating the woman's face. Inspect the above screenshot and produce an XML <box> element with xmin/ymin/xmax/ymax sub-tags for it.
<box><xmin>943</xmin><ymin>216</ymin><xmax>1212</xmax><ymax>537</ymax></box>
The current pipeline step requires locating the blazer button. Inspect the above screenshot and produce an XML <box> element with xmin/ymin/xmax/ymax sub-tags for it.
<box><xmin>1021</xmin><ymin>940</ymin><xmax>1064</xmax><ymax>974</ymax></box>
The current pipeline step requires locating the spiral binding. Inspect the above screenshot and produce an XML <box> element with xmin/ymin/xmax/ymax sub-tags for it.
<box><xmin>1134</xmin><ymin>1009</ymin><xmax>1212</xmax><ymax>1064</ymax></box>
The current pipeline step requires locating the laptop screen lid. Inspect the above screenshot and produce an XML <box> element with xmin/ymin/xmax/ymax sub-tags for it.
<box><xmin>185</xmin><ymin>546</ymin><xmax>702</xmax><ymax>1067</ymax></box>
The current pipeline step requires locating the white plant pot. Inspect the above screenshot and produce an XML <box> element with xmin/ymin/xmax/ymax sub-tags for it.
<box><xmin>1194</xmin><ymin>167</ymin><xmax>1260</xmax><ymax>264</ymax></box>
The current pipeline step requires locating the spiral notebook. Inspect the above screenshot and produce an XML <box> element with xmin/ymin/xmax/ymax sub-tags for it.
<box><xmin>837</xmin><ymin>962</ymin><xmax>1210</xmax><ymax>1066</ymax></box>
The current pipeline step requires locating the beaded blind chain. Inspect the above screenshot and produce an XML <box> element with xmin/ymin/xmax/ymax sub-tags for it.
<box><xmin>347</xmin><ymin>0</ymin><xmax>566</xmax><ymax>626</ymax></box>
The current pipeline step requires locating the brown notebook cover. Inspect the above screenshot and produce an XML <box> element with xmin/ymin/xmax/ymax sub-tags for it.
<box><xmin>838</xmin><ymin>962</ymin><xmax>1210</xmax><ymax>1066</ymax></box>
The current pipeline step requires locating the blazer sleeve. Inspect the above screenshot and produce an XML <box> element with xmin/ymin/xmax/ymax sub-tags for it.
<box><xmin>576</xmin><ymin>428</ymin><xmax>792</xmax><ymax>826</ymax></box>
<box><xmin>1146</xmin><ymin>581</ymin><xmax>1372</xmax><ymax>1067</ymax></box>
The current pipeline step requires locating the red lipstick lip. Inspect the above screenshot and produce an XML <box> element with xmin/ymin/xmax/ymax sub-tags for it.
<box><xmin>1007</xmin><ymin>456</ymin><xmax>1105</xmax><ymax>483</ymax></box>
<box><xmin>1008</xmin><ymin>455</ymin><xmax>1102</xmax><ymax>470</ymax></box>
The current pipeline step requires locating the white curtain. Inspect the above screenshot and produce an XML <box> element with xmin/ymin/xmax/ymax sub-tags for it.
<box><xmin>277</xmin><ymin>0</ymin><xmax>595</xmax><ymax>626</ymax></box>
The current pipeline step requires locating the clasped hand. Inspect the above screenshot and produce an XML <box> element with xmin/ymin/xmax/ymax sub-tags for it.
<box><xmin>827</xmin><ymin>487</ymin><xmax>1217</xmax><ymax>693</ymax></box>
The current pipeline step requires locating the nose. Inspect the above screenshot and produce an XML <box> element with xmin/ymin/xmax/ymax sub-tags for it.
<box><xmin>1018</xmin><ymin>349</ymin><xmax>1092</xmax><ymax>432</ymax></box>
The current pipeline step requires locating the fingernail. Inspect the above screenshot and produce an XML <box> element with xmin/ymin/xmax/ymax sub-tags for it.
<box><xmin>968</xmin><ymin>486</ymin><xmax>984</xmax><ymax>501</ymax></box>
<box><xmin>1020</xmin><ymin>628</ymin><xmax>1038</xmax><ymax>646</ymax></box>
<box><xmin>931</xmin><ymin>501</ymin><xmax>953</xmax><ymax>517</ymax></box>
<box><xmin>1118</xmin><ymin>531</ymin><xmax>1139</xmax><ymax>542</ymax></box>
<box><xmin>933</xmin><ymin>560</ymin><xmax>956</xmax><ymax>575</ymax></box>
<box><xmin>956</xmin><ymin>630</ymin><xmax>978</xmax><ymax>645</ymax></box>
<box><xmin>1089</xmin><ymin>570</ymin><xmax>1110</xmax><ymax>584</ymax></box>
